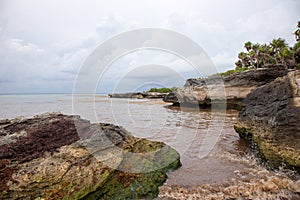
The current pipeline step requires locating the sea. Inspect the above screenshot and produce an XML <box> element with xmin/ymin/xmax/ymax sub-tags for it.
<box><xmin>0</xmin><ymin>94</ymin><xmax>299</xmax><ymax>199</ymax></box>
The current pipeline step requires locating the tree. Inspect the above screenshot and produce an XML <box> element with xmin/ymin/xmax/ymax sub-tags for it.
<box><xmin>294</xmin><ymin>21</ymin><xmax>300</xmax><ymax>66</ymax></box>
<box><xmin>235</xmin><ymin>60</ymin><xmax>243</xmax><ymax>69</ymax></box>
<box><xmin>238</xmin><ymin>52</ymin><xmax>250</xmax><ymax>67</ymax></box>
<box><xmin>294</xmin><ymin>21</ymin><xmax>300</xmax><ymax>42</ymax></box>
<box><xmin>258</xmin><ymin>44</ymin><xmax>272</xmax><ymax>67</ymax></box>
<box><xmin>234</xmin><ymin>21</ymin><xmax>299</xmax><ymax>70</ymax></box>
<box><xmin>252</xmin><ymin>43</ymin><xmax>261</xmax><ymax>68</ymax></box>
<box><xmin>280</xmin><ymin>47</ymin><xmax>294</xmax><ymax>67</ymax></box>
<box><xmin>244</xmin><ymin>41</ymin><xmax>252</xmax><ymax>52</ymax></box>
<box><xmin>270</xmin><ymin>38</ymin><xmax>287</xmax><ymax>64</ymax></box>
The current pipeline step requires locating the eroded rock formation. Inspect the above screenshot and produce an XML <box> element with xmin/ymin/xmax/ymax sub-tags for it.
<box><xmin>0</xmin><ymin>113</ymin><xmax>181</xmax><ymax>199</ymax></box>
<box><xmin>234</xmin><ymin>70</ymin><xmax>300</xmax><ymax>173</ymax></box>
<box><xmin>164</xmin><ymin>66</ymin><xmax>288</xmax><ymax>110</ymax></box>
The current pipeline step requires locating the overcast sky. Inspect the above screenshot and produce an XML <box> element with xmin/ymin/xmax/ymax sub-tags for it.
<box><xmin>0</xmin><ymin>0</ymin><xmax>299</xmax><ymax>93</ymax></box>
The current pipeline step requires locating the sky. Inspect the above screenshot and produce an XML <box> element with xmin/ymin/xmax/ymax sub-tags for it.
<box><xmin>0</xmin><ymin>0</ymin><xmax>299</xmax><ymax>94</ymax></box>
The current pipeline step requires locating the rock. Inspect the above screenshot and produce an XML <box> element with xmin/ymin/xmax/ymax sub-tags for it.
<box><xmin>164</xmin><ymin>66</ymin><xmax>289</xmax><ymax>110</ymax></box>
<box><xmin>108</xmin><ymin>92</ymin><xmax>168</xmax><ymax>99</ymax></box>
<box><xmin>0</xmin><ymin>113</ymin><xmax>181</xmax><ymax>199</ymax></box>
<box><xmin>108</xmin><ymin>92</ymin><xmax>143</xmax><ymax>98</ymax></box>
<box><xmin>131</xmin><ymin>94</ymin><xmax>144</xmax><ymax>99</ymax></box>
<box><xmin>234</xmin><ymin>70</ymin><xmax>300</xmax><ymax>173</ymax></box>
<box><xmin>144</xmin><ymin>92</ymin><xmax>169</xmax><ymax>99</ymax></box>
<box><xmin>163</xmin><ymin>92</ymin><xmax>179</xmax><ymax>105</ymax></box>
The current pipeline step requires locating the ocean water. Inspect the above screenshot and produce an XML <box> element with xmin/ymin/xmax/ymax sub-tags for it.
<box><xmin>0</xmin><ymin>94</ymin><xmax>299</xmax><ymax>199</ymax></box>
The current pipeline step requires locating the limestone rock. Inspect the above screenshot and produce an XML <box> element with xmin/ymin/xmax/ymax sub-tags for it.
<box><xmin>234</xmin><ymin>70</ymin><xmax>300</xmax><ymax>173</ymax></box>
<box><xmin>0</xmin><ymin>113</ymin><xmax>181</xmax><ymax>199</ymax></box>
<box><xmin>164</xmin><ymin>66</ymin><xmax>289</xmax><ymax>110</ymax></box>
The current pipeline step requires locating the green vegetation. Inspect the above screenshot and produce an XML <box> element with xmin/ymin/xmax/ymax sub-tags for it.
<box><xmin>200</xmin><ymin>21</ymin><xmax>300</xmax><ymax>79</ymax></box>
<box><xmin>215</xmin><ymin>67</ymin><xmax>249</xmax><ymax>77</ymax></box>
<box><xmin>147</xmin><ymin>87</ymin><xmax>178</xmax><ymax>93</ymax></box>
<box><xmin>235</xmin><ymin>21</ymin><xmax>300</xmax><ymax>70</ymax></box>
<box><xmin>212</xmin><ymin>21</ymin><xmax>300</xmax><ymax>78</ymax></box>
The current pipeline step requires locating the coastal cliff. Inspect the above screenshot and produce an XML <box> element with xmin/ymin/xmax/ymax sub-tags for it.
<box><xmin>0</xmin><ymin>113</ymin><xmax>181</xmax><ymax>199</ymax></box>
<box><xmin>234</xmin><ymin>70</ymin><xmax>300</xmax><ymax>173</ymax></box>
<box><xmin>164</xmin><ymin>66</ymin><xmax>288</xmax><ymax>110</ymax></box>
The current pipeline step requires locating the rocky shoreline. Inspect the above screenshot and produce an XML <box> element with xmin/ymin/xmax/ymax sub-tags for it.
<box><xmin>107</xmin><ymin>66</ymin><xmax>300</xmax><ymax>175</ymax></box>
<box><xmin>158</xmin><ymin>68</ymin><xmax>300</xmax><ymax>199</ymax></box>
<box><xmin>108</xmin><ymin>92</ymin><xmax>168</xmax><ymax>99</ymax></box>
<box><xmin>234</xmin><ymin>70</ymin><xmax>300</xmax><ymax>173</ymax></box>
<box><xmin>0</xmin><ymin>113</ymin><xmax>181</xmax><ymax>199</ymax></box>
<box><xmin>163</xmin><ymin>66</ymin><xmax>289</xmax><ymax>110</ymax></box>
<box><xmin>163</xmin><ymin>65</ymin><xmax>300</xmax><ymax>174</ymax></box>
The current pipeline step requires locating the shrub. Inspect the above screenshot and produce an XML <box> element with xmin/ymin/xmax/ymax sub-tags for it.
<box><xmin>147</xmin><ymin>87</ymin><xmax>177</xmax><ymax>93</ymax></box>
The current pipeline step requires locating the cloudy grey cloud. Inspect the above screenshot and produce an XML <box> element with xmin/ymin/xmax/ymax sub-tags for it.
<box><xmin>0</xmin><ymin>0</ymin><xmax>299</xmax><ymax>93</ymax></box>
<box><xmin>111</xmin><ymin>64</ymin><xmax>186</xmax><ymax>93</ymax></box>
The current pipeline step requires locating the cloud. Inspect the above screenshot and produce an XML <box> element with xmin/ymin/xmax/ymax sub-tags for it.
<box><xmin>211</xmin><ymin>53</ymin><xmax>236</xmax><ymax>72</ymax></box>
<box><xmin>161</xmin><ymin>0</ymin><xmax>299</xmax><ymax>72</ymax></box>
<box><xmin>5</xmin><ymin>39</ymin><xmax>44</xmax><ymax>53</ymax></box>
<box><xmin>0</xmin><ymin>35</ymin><xmax>78</xmax><ymax>93</ymax></box>
<box><xmin>233</xmin><ymin>0</ymin><xmax>300</xmax><ymax>44</ymax></box>
<box><xmin>96</xmin><ymin>50</ymin><xmax>196</xmax><ymax>93</ymax></box>
<box><xmin>0</xmin><ymin>0</ymin><xmax>299</xmax><ymax>93</ymax></box>
<box><xmin>112</xmin><ymin>64</ymin><xmax>186</xmax><ymax>93</ymax></box>
<box><xmin>0</xmin><ymin>10</ymin><xmax>138</xmax><ymax>93</ymax></box>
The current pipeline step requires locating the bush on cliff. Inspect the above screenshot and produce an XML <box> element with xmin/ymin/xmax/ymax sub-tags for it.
<box><xmin>215</xmin><ymin>67</ymin><xmax>249</xmax><ymax>77</ymax></box>
<box><xmin>147</xmin><ymin>87</ymin><xmax>178</xmax><ymax>93</ymax></box>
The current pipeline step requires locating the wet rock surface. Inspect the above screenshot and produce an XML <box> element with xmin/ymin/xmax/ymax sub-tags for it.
<box><xmin>234</xmin><ymin>70</ymin><xmax>300</xmax><ymax>173</ymax></box>
<box><xmin>0</xmin><ymin>113</ymin><xmax>181</xmax><ymax>199</ymax></box>
<box><xmin>164</xmin><ymin>66</ymin><xmax>288</xmax><ymax>110</ymax></box>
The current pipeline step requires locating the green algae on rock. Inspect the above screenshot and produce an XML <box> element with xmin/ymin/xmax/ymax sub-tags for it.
<box><xmin>0</xmin><ymin>113</ymin><xmax>181</xmax><ymax>199</ymax></box>
<box><xmin>234</xmin><ymin>123</ymin><xmax>300</xmax><ymax>173</ymax></box>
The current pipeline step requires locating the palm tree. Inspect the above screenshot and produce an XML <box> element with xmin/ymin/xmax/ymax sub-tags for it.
<box><xmin>238</xmin><ymin>52</ymin><xmax>250</xmax><ymax>68</ymax></box>
<box><xmin>235</xmin><ymin>60</ymin><xmax>243</xmax><ymax>69</ymax></box>
<box><xmin>234</xmin><ymin>21</ymin><xmax>299</xmax><ymax>71</ymax></box>
<box><xmin>248</xmin><ymin>50</ymin><xmax>256</xmax><ymax>69</ymax></box>
<box><xmin>280</xmin><ymin>47</ymin><xmax>295</xmax><ymax>68</ymax></box>
<box><xmin>270</xmin><ymin>38</ymin><xmax>287</xmax><ymax>64</ymax></box>
<box><xmin>293</xmin><ymin>21</ymin><xmax>300</xmax><ymax>67</ymax></box>
<box><xmin>244</xmin><ymin>41</ymin><xmax>252</xmax><ymax>52</ymax></box>
<box><xmin>252</xmin><ymin>43</ymin><xmax>261</xmax><ymax>68</ymax></box>
<box><xmin>258</xmin><ymin>44</ymin><xmax>271</xmax><ymax>67</ymax></box>
<box><xmin>294</xmin><ymin>21</ymin><xmax>300</xmax><ymax>42</ymax></box>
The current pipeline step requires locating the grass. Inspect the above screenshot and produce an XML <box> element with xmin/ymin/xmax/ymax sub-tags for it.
<box><xmin>198</xmin><ymin>67</ymin><xmax>249</xmax><ymax>80</ymax></box>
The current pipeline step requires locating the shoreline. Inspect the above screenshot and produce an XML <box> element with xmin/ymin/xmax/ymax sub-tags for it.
<box><xmin>0</xmin><ymin>98</ymin><xmax>299</xmax><ymax>199</ymax></box>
